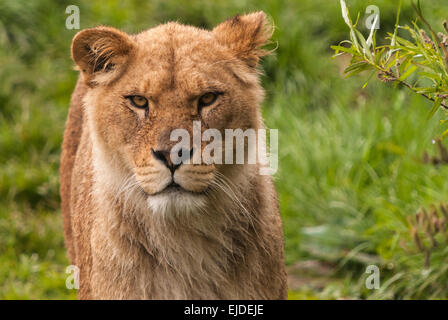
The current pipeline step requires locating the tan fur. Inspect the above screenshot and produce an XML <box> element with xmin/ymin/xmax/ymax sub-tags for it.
<box><xmin>60</xmin><ymin>11</ymin><xmax>287</xmax><ymax>299</ymax></box>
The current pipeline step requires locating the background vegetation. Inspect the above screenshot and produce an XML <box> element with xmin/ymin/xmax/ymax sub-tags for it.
<box><xmin>0</xmin><ymin>0</ymin><xmax>447</xmax><ymax>299</ymax></box>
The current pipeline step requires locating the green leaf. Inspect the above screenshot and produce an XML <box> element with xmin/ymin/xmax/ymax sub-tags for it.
<box><xmin>363</xmin><ymin>70</ymin><xmax>377</xmax><ymax>88</ymax></box>
<box><xmin>427</xmin><ymin>97</ymin><xmax>442</xmax><ymax>120</ymax></box>
<box><xmin>417</xmin><ymin>71</ymin><xmax>442</xmax><ymax>82</ymax></box>
<box><xmin>343</xmin><ymin>61</ymin><xmax>372</xmax><ymax>77</ymax></box>
<box><xmin>330</xmin><ymin>45</ymin><xmax>357</xmax><ymax>56</ymax></box>
<box><xmin>355</xmin><ymin>29</ymin><xmax>373</xmax><ymax>61</ymax></box>
<box><xmin>414</xmin><ymin>86</ymin><xmax>438</xmax><ymax>94</ymax></box>
<box><xmin>399</xmin><ymin>55</ymin><xmax>413</xmax><ymax>75</ymax></box>
<box><xmin>441</xmin><ymin>127</ymin><xmax>448</xmax><ymax>139</ymax></box>
<box><xmin>399</xmin><ymin>64</ymin><xmax>417</xmax><ymax>81</ymax></box>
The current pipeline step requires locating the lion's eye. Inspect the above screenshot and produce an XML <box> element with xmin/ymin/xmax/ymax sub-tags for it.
<box><xmin>127</xmin><ymin>95</ymin><xmax>148</xmax><ymax>109</ymax></box>
<box><xmin>198</xmin><ymin>92</ymin><xmax>218</xmax><ymax>109</ymax></box>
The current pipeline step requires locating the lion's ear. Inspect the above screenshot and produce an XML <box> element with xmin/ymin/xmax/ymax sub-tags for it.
<box><xmin>71</xmin><ymin>26</ymin><xmax>134</xmax><ymax>86</ymax></box>
<box><xmin>213</xmin><ymin>11</ymin><xmax>274</xmax><ymax>68</ymax></box>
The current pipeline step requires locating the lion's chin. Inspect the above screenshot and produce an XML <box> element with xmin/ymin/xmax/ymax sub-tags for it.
<box><xmin>146</xmin><ymin>187</ymin><xmax>208</xmax><ymax>217</ymax></box>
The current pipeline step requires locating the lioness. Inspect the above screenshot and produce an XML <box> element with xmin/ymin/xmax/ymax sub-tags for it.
<box><xmin>60</xmin><ymin>11</ymin><xmax>287</xmax><ymax>299</ymax></box>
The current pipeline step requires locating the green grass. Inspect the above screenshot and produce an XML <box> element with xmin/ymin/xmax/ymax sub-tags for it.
<box><xmin>1</xmin><ymin>0</ymin><xmax>448</xmax><ymax>299</ymax></box>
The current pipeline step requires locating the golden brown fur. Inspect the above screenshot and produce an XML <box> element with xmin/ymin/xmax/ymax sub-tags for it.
<box><xmin>60</xmin><ymin>12</ymin><xmax>287</xmax><ymax>299</ymax></box>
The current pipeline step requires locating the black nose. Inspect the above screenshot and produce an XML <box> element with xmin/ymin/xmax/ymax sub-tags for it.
<box><xmin>151</xmin><ymin>147</ymin><xmax>193</xmax><ymax>174</ymax></box>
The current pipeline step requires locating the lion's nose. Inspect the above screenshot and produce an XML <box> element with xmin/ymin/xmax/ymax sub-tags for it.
<box><xmin>151</xmin><ymin>147</ymin><xmax>193</xmax><ymax>174</ymax></box>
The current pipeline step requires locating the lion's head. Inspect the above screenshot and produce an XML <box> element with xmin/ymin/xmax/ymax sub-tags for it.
<box><xmin>71</xmin><ymin>12</ymin><xmax>272</xmax><ymax>213</ymax></box>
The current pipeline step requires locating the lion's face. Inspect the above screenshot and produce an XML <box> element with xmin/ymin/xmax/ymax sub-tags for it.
<box><xmin>72</xmin><ymin>13</ymin><xmax>271</xmax><ymax>208</ymax></box>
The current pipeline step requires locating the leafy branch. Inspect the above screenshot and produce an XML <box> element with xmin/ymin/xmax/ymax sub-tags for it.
<box><xmin>332</xmin><ymin>0</ymin><xmax>448</xmax><ymax>123</ymax></box>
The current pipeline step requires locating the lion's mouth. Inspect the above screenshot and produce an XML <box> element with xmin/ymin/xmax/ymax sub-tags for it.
<box><xmin>151</xmin><ymin>181</ymin><xmax>206</xmax><ymax>196</ymax></box>
<box><xmin>162</xmin><ymin>182</ymin><xmax>183</xmax><ymax>193</ymax></box>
